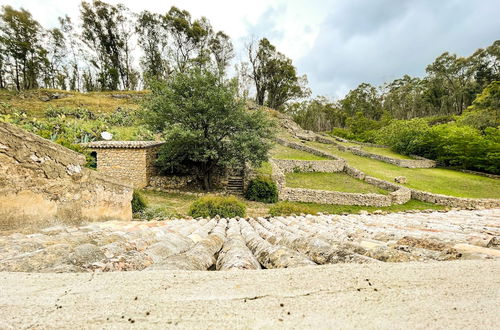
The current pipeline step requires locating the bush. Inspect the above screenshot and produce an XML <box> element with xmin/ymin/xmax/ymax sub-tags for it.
<box><xmin>268</xmin><ymin>202</ymin><xmax>316</xmax><ymax>216</ymax></box>
<box><xmin>245</xmin><ymin>177</ymin><xmax>278</xmax><ymax>203</ymax></box>
<box><xmin>131</xmin><ymin>191</ymin><xmax>147</xmax><ymax>213</ymax></box>
<box><xmin>188</xmin><ymin>195</ymin><xmax>246</xmax><ymax>218</ymax></box>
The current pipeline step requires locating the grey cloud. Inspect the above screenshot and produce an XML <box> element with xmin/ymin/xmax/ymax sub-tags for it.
<box><xmin>244</xmin><ymin>4</ymin><xmax>286</xmax><ymax>42</ymax></box>
<box><xmin>299</xmin><ymin>0</ymin><xmax>500</xmax><ymax>98</ymax></box>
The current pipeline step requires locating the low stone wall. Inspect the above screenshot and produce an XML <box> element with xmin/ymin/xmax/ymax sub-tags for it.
<box><xmin>338</xmin><ymin>145</ymin><xmax>437</xmax><ymax>168</ymax></box>
<box><xmin>275</xmin><ymin>137</ymin><xmax>343</xmax><ymax>161</ymax></box>
<box><xmin>0</xmin><ymin>122</ymin><xmax>133</xmax><ymax>231</ymax></box>
<box><xmin>280</xmin><ymin>187</ymin><xmax>395</xmax><ymax>207</ymax></box>
<box><xmin>149</xmin><ymin>175</ymin><xmax>199</xmax><ymax>190</ymax></box>
<box><xmin>409</xmin><ymin>190</ymin><xmax>500</xmax><ymax>209</ymax></box>
<box><xmin>272</xmin><ymin>158</ymin><xmax>344</xmax><ymax>173</ymax></box>
<box><xmin>270</xmin><ymin>159</ymin><xmax>411</xmax><ymax>207</ymax></box>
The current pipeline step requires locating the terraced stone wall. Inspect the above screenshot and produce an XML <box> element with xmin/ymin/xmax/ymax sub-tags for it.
<box><xmin>270</xmin><ymin>159</ymin><xmax>411</xmax><ymax>206</ymax></box>
<box><xmin>409</xmin><ymin>190</ymin><xmax>500</xmax><ymax>209</ymax></box>
<box><xmin>339</xmin><ymin>145</ymin><xmax>437</xmax><ymax>169</ymax></box>
<box><xmin>0</xmin><ymin>122</ymin><xmax>133</xmax><ymax>231</ymax></box>
<box><xmin>272</xmin><ymin>158</ymin><xmax>344</xmax><ymax>173</ymax></box>
<box><xmin>275</xmin><ymin>138</ymin><xmax>344</xmax><ymax>161</ymax></box>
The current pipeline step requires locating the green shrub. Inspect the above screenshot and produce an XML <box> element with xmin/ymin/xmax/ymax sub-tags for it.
<box><xmin>131</xmin><ymin>191</ymin><xmax>147</xmax><ymax>213</ymax></box>
<box><xmin>188</xmin><ymin>195</ymin><xmax>246</xmax><ymax>218</ymax></box>
<box><xmin>268</xmin><ymin>202</ymin><xmax>316</xmax><ymax>216</ymax></box>
<box><xmin>245</xmin><ymin>177</ymin><xmax>278</xmax><ymax>203</ymax></box>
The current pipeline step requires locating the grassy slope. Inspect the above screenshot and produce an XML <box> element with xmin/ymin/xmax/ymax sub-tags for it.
<box><xmin>285</xmin><ymin>172</ymin><xmax>389</xmax><ymax>194</ymax></box>
<box><xmin>361</xmin><ymin>145</ymin><xmax>414</xmax><ymax>160</ymax></box>
<box><xmin>270</xmin><ymin>144</ymin><xmax>329</xmax><ymax>160</ymax></box>
<box><xmin>336</xmin><ymin>140</ymin><xmax>413</xmax><ymax>160</ymax></box>
<box><xmin>0</xmin><ymin>89</ymin><xmax>145</xmax><ymax>115</ymax></box>
<box><xmin>307</xmin><ymin>140</ymin><xmax>500</xmax><ymax>199</ymax></box>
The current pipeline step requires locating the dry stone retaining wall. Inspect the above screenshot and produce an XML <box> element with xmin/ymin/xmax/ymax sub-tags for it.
<box><xmin>271</xmin><ymin>158</ymin><xmax>344</xmax><ymax>173</ymax></box>
<box><xmin>0</xmin><ymin>122</ymin><xmax>133</xmax><ymax>231</ymax></box>
<box><xmin>339</xmin><ymin>145</ymin><xmax>437</xmax><ymax>168</ymax></box>
<box><xmin>275</xmin><ymin>137</ymin><xmax>343</xmax><ymax>161</ymax></box>
<box><xmin>270</xmin><ymin>159</ymin><xmax>411</xmax><ymax>207</ymax></box>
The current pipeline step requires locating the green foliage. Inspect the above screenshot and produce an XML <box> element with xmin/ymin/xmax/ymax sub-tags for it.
<box><xmin>188</xmin><ymin>195</ymin><xmax>246</xmax><ymax>218</ymax></box>
<box><xmin>269</xmin><ymin>202</ymin><xmax>315</xmax><ymax>216</ymax></box>
<box><xmin>286</xmin><ymin>96</ymin><xmax>346</xmax><ymax>132</ymax></box>
<box><xmin>131</xmin><ymin>191</ymin><xmax>147</xmax><ymax>213</ymax></box>
<box><xmin>330</xmin><ymin>127</ymin><xmax>354</xmax><ymax>140</ymax></box>
<box><xmin>340</xmin><ymin>83</ymin><xmax>383</xmax><ymax>120</ymax></box>
<box><xmin>244</xmin><ymin>177</ymin><xmax>278</xmax><ymax>203</ymax></box>
<box><xmin>144</xmin><ymin>69</ymin><xmax>275</xmax><ymax>190</ymax></box>
<box><xmin>372</xmin><ymin>116</ymin><xmax>500</xmax><ymax>174</ymax></box>
<box><xmin>374</xmin><ymin>118</ymin><xmax>431</xmax><ymax>155</ymax></box>
<box><xmin>458</xmin><ymin>81</ymin><xmax>500</xmax><ymax>130</ymax></box>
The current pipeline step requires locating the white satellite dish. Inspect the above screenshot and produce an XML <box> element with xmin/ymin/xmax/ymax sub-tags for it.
<box><xmin>101</xmin><ymin>131</ymin><xmax>113</xmax><ymax>141</ymax></box>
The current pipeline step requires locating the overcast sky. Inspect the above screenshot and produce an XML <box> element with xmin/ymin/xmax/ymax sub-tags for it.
<box><xmin>8</xmin><ymin>0</ymin><xmax>500</xmax><ymax>99</ymax></box>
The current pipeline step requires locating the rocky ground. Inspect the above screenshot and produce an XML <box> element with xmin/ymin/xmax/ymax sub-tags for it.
<box><xmin>1</xmin><ymin>209</ymin><xmax>499</xmax><ymax>273</ymax></box>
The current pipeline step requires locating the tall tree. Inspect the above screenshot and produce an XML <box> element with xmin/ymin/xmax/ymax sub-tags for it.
<box><xmin>135</xmin><ymin>10</ymin><xmax>169</xmax><ymax>81</ymax></box>
<box><xmin>144</xmin><ymin>69</ymin><xmax>275</xmax><ymax>190</ymax></box>
<box><xmin>340</xmin><ymin>83</ymin><xmax>383</xmax><ymax>120</ymax></box>
<box><xmin>80</xmin><ymin>0</ymin><xmax>135</xmax><ymax>90</ymax></box>
<box><xmin>426</xmin><ymin>52</ymin><xmax>478</xmax><ymax>115</ymax></box>
<box><xmin>163</xmin><ymin>7</ymin><xmax>212</xmax><ymax>73</ymax></box>
<box><xmin>0</xmin><ymin>5</ymin><xmax>44</xmax><ymax>90</ymax></box>
<box><xmin>59</xmin><ymin>15</ymin><xmax>81</xmax><ymax>91</ymax></box>
<box><xmin>247</xmin><ymin>38</ymin><xmax>309</xmax><ymax>110</ymax></box>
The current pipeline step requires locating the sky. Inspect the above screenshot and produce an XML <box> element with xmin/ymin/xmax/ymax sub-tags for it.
<box><xmin>6</xmin><ymin>0</ymin><xmax>500</xmax><ymax>99</ymax></box>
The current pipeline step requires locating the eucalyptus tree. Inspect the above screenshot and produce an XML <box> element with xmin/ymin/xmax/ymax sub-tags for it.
<box><xmin>247</xmin><ymin>38</ymin><xmax>309</xmax><ymax>110</ymax></box>
<box><xmin>80</xmin><ymin>0</ymin><xmax>135</xmax><ymax>90</ymax></box>
<box><xmin>0</xmin><ymin>5</ymin><xmax>45</xmax><ymax>90</ymax></box>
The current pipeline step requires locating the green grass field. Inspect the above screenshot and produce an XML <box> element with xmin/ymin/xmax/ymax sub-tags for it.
<box><xmin>285</xmin><ymin>172</ymin><xmax>389</xmax><ymax>194</ymax></box>
<box><xmin>139</xmin><ymin>190</ymin><xmax>445</xmax><ymax>218</ymax></box>
<box><xmin>269</xmin><ymin>199</ymin><xmax>445</xmax><ymax>216</ymax></box>
<box><xmin>270</xmin><ymin>144</ymin><xmax>329</xmax><ymax>160</ymax></box>
<box><xmin>306</xmin><ymin>140</ymin><xmax>500</xmax><ymax>199</ymax></box>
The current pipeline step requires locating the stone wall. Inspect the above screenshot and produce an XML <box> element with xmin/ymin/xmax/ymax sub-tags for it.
<box><xmin>269</xmin><ymin>159</ymin><xmax>411</xmax><ymax>207</ymax></box>
<box><xmin>272</xmin><ymin>158</ymin><xmax>344</xmax><ymax>173</ymax></box>
<box><xmin>337</xmin><ymin>145</ymin><xmax>437</xmax><ymax>168</ymax></box>
<box><xmin>149</xmin><ymin>175</ymin><xmax>199</xmax><ymax>190</ymax></box>
<box><xmin>96</xmin><ymin>148</ymin><xmax>150</xmax><ymax>188</ymax></box>
<box><xmin>0</xmin><ymin>122</ymin><xmax>133</xmax><ymax>231</ymax></box>
<box><xmin>409</xmin><ymin>190</ymin><xmax>500</xmax><ymax>209</ymax></box>
<box><xmin>313</xmin><ymin>134</ymin><xmax>437</xmax><ymax>169</ymax></box>
<box><xmin>275</xmin><ymin>138</ymin><xmax>344</xmax><ymax>161</ymax></box>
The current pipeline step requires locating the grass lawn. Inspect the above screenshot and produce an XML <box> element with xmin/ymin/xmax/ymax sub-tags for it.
<box><xmin>139</xmin><ymin>190</ymin><xmax>198</xmax><ymax>218</ymax></box>
<box><xmin>271</xmin><ymin>144</ymin><xmax>329</xmax><ymax>160</ymax></box>
<box><xmin>306</xmin><ymin>140</ymin><xmax>500</xmax><ymax>199</ymax></box>
<box><xmin>285</xmin><ymin>172</ymin><xmax>389</xmax><ymax>195</ymax></box>
<box><xmin>255</xmin><ymin>161</ymin><xmax>273</xmax><ymax>177</ymax></box>
<box><xmin>269</xmin><ymin>199</ymin><xmax>445</xmax><ymax>216</ymax></box>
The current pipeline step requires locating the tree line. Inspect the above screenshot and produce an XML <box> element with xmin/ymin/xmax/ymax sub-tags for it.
<box><xmin>0</xmin><ymin>1</ymin><xmax>307</xmax><ymax>110</ymax></box>
<box><xmin>289</xmin><ymin>40</ymin><xmax>499</xmax><ymax>132</ymax></box>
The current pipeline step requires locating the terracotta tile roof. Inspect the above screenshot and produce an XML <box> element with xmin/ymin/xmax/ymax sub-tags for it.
<box><xmin>81</xmin><ymin>141</ymin><xmax>165</xmax><ymax>149</ymax></box>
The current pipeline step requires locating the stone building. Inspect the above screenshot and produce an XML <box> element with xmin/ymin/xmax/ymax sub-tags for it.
<box><xmin>84</xmin><ymin>141</ymin><xmax>164</xmax><ymax>188</ymax></box>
